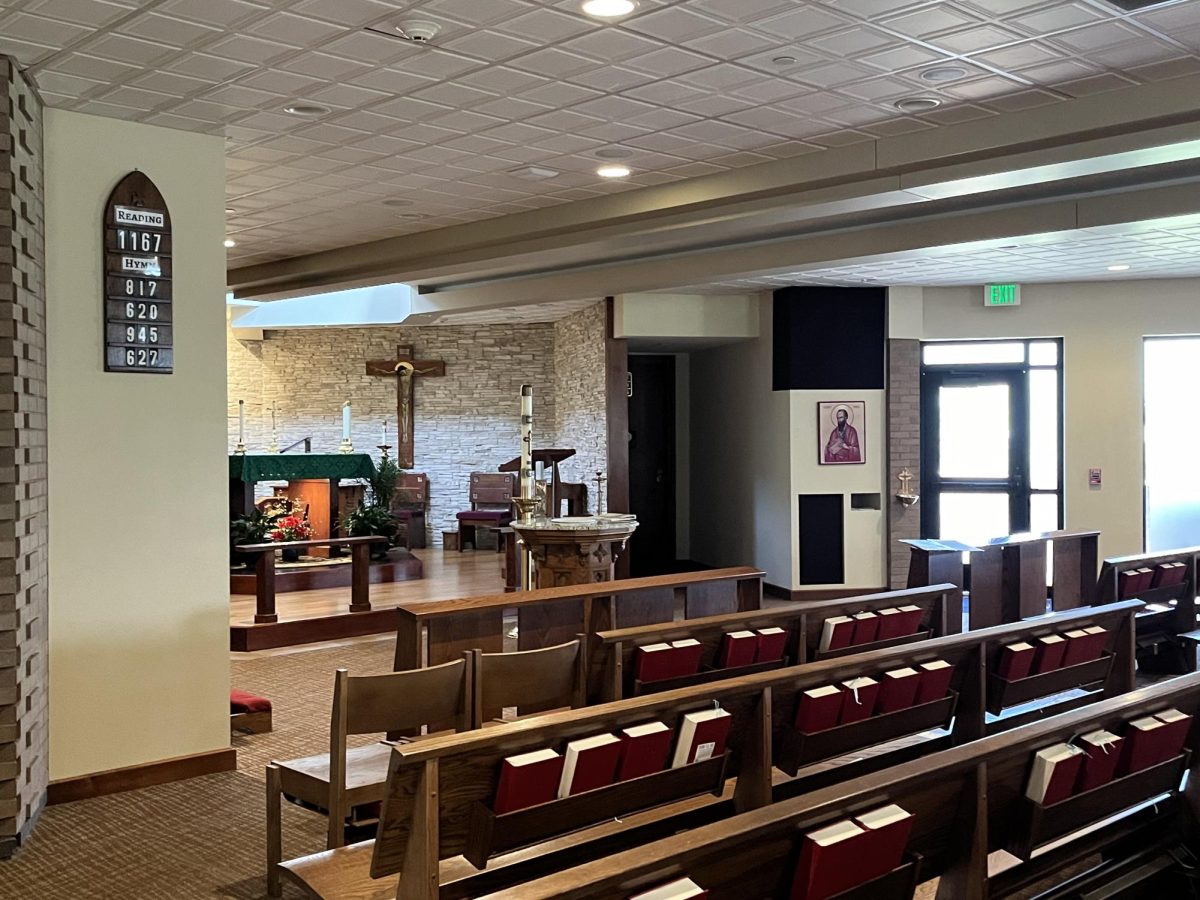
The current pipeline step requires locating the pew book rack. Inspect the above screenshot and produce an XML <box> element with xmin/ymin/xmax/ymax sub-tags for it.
<box><xmin>479</xmin><ymin>673</ymin><xmax>1200</xmax><ymax>900</ymax></box>
<box><xmin>270</xmin><ymin>600</ymin><xmax>1142</xmax><ymax>899</ymax></box>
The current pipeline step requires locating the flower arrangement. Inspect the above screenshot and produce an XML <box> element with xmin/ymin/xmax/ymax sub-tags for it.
<box><xmin>271</xmin><ymin>515</ymin><xmax>313</xmax><ymax>543</ymax></box>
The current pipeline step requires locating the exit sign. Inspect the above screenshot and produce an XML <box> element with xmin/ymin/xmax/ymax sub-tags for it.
<box><xmin>984</xmin><ymin>284</ymin><xmax>1021</xmax><ymax>307</ymax></box>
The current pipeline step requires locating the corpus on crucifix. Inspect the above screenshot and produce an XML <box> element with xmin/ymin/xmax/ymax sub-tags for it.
<box><xmin>365</xmin><ymin>345</ymin><xmax>446</xmax><ymax>468</ymax></box>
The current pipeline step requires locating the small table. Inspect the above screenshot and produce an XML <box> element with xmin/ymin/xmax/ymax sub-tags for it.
<box><xmin>511</xmin><ymin>519</ymin><xmax>638</xmax><ymax>589</ymax></box>
<box><xmin>238</xmin><ymin>536</ymin><xmax>389</xmax><ymax>624</ymax></box>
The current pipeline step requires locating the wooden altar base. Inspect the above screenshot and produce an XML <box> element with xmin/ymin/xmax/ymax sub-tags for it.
<box><xmin>230</xmin><ymin>549</ymin><xmax>503</xmax><ymax>652</ymax></box>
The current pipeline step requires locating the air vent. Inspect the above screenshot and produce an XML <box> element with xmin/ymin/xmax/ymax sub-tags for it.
<box><xmin>1100</xmin><ymin>0</ymin><xmax>1177</xmax><ymax>10</ymax></box>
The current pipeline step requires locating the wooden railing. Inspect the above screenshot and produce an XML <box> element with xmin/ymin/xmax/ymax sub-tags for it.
<box><xmin>238</xmin><ymin>536</ymin><xmax>389</xmax><ymax>624</ymax></box>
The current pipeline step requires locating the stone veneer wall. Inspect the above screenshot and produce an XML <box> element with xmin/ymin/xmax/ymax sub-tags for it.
<box><xmin>228</xmin><ymin>302</ymin><xmax>609</xmax><ymax>544</ymax></box>
<box><xmin>0</xmin><ymin>58</ymin><xmax>47</xmax><ymax>857</ymax></box>
<box><xmin>552</xmin><ymin>302</ymin><xmax>607</xmax><ymax>500</ymax></box>
<box><xmin>887</xmin><ymin>339</ymin><xmax>921</xmax><ymax>588</ymax></box>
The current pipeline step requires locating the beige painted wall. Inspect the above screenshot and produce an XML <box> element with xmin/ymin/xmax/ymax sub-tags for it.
<box><xmin>45</xmin><ymin>111</ymin><xmax>229</xmax><ymax>778</ymax></box>
<box><xmin>922</xmin><ymin>278</ymin><xmax>1200</xmax><ymax>561</ymax></box>
<box><xmin>789</xmin><ymin>390</ymin><xmax>887</xmax><ymax>588</ymax></box>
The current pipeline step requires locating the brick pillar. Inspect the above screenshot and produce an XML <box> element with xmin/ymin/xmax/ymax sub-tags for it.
<box><xmin>0</xmin><ymin>56</ymin><xmax>48</xmax><ymax>858</ymax></box>
<box><xmin>887</xmin><ymin>339</ymin><xmax>921</xmax><ymax>588</ymax></box>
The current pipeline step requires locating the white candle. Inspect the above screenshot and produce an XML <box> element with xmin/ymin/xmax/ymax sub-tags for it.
<box><xmin>520</xmin><ymin>385</ymin><xmax>534</xmax><ymax>501</ymax></box>
<box><xmin>238</xmin><ymin>399</ymin><xmax>245</xmax><ymax>443</ymax></box>
<box><xmin>342</xmin><ymin>401</ymin><xmax>351</xmax><ymax>441</ymax></box>
<box><xmin>382</xmin><ymin>420</ymin><xmax>387</xmax><ymax>445</ymax></box>
<box><xmin>271</xmin><ymin>403</ymin><xmax>276</xmax><ymax>431</ymax></box>
<box><xmin>535</xmin><ymin>461</ymin><xmax>544</xmax><ymax>481</ymax></box>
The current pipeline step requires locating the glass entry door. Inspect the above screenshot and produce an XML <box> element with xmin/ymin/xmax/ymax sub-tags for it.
<box><xmin>921</xmin><ymin>370</ymin><xmax>1028</xmax><ymax>546</ymax></box>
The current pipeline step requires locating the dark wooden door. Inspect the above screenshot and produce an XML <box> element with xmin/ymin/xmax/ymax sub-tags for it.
<box><xmin>628</xmin><ymin>355</ymin><xmax>676</xmax><ymax>576</ymax></box>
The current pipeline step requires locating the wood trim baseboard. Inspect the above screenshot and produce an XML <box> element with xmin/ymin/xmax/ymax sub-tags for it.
<box><xmin>764</xmin><ymin>583</ymin><xmax>889</xmax><ymax>602</ymax></box>
<box><xmin>48</xmin><ymin>747</ymin><xmax>237</xmax><ymax>805</ymax></box>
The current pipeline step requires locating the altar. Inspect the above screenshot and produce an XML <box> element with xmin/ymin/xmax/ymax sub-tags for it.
<box><xmin>228</xmin><ymin>452</ymin><xmax>427</xmax><ymax>651</ymax></box>
<box><xmin>230</xmin><ymin>453</ymin><xmax>375</xmax><ymax>552</ymax></box>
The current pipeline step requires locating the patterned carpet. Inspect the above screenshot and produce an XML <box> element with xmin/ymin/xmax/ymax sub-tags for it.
<box><xmin>0</xmin><ymin>637</ymin><xmax>397</xmax><ymax>900</ymax></box>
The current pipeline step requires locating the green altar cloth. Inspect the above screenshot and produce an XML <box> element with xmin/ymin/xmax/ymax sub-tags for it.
<box><xmin>229</xmin><ymin>453</ymin><xmax>376</xmax><ymax>483</ymax></box>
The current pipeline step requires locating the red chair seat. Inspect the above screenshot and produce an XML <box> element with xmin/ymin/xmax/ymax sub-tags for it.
<box><xmin>231</xmin><ymin>689</ymin><xmax>272</xmax><ymax>714</ymax></box>
<box><xmin>456</xmin><ymin>510</ymin><xmax>511</xmax><ymax>524</ymax></box>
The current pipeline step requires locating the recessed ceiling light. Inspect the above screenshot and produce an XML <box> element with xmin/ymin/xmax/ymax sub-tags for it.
<box><xmin>396</xmin><ymin>213</ymin><xmax>425</xmax><ymax>220</ymax></box>
<box><xmin>382</xmin><ymin>198</ymin><xmax>414</xmax><ymax>208</ymax></box>
<box><xmin>283</xmin><ymin>103</ymin><xmax>329</xmax><ymax>117</ymax></box>
<box><xmin>581</xmin><ymin>0</ymin><xmax>637</xmax><ymax>18</ymax></box>
<box><xmin>597</xmin><ymin>165</ymin><xmax>631</xmax><ymax>178</ymax></box>
<box><xmin>224</xmin><ymin>239</ymin><xmax>237</xmax><ymax>248</ymax></box>
<box><xmin>920</xmin><ymin>65</ymin><xmax>969</xmax><ymax>83</ymax></box>
<box><xmin>595</xmin><ymin>147</ymin><xmax>633</xmax><ymax>159</ymax></box>
<box><xmin>772</xmin><ymin>56</ymin><xmax>798</xmax><ymax>67</ymax></box>
<box><xmin>1107</xmin><ymin>264</ymin><xmax>1131</xmax><ymax>271</ymax></box>
<box><xmin>895</xmin><ymin>97</ymin><xmax>942</xmax><ymax>113</ymax></box>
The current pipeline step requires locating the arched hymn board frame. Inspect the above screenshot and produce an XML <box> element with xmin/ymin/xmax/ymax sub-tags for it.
<box><xmin>102</xmin><ymin>171</ymin><xmax>173</xmax><ymax>374</ymax></box>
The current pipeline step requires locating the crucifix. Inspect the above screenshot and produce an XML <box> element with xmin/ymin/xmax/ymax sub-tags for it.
<box><xmin>365</xmin><ymin>345</ymin><xmax>446</xmax><ymax>468</ymax></box>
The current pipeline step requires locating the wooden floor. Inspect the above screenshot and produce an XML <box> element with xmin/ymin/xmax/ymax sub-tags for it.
<box><xmin>228</xmin><ymin>547</ymin><xmax>506</xmax><ymax>627</ymax></box>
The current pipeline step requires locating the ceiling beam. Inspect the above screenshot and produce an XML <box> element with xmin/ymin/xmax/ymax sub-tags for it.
<box><xmin>228</xmin><ymin>76</ymin><xmax>1200</xmax><ymax>301</ymax></box>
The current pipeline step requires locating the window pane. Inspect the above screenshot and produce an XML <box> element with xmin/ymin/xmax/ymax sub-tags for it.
<box><xmin>1029</xmin><ymin>341</ymin><xmax>1059</xmax><ymax>366</ymax></box>
<box><xmin>1145</xmin><ymin>337</ymin><xmax>1200</xmax><ymax>550</ymax></box>
<box><xmin>1029</xmin><ymin>369</ymin><xmax>1059</xmax><ymax>490</ymax></box>
<box><xmin>939</xmin><ymin>492</ymin><xmax>1010</xmax><ymax>546</ymax></box>
<box><xmin>1030</xmin><ymin>493</ymin><xmax>1060</xmax><ymax>534</ymax></box>
<box><xmin>923</xmin><ymin>342</ymin><xmax>1026</xmax><ymax>365</ymax></box>
<box><xmin>939</xmin><ymin>383</ymin><xmax>1010</xmax><ymax>478</ymax></box>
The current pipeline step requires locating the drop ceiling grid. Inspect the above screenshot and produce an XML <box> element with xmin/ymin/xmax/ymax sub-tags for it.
<box><xmin>662</xmin><ymin>214</ymin><xmax>1200</xmax><ymax>290</ymax></box>
<box><xmin>1</xmin><ymin>0</ymin><xmax>1198</xmax><ymax>266</ymax></box>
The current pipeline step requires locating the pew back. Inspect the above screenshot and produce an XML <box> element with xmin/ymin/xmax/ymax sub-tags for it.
<box><xmin>393</xmin><ymin>567</ymin><xmax>765</xmax><ymax>671</ymax></box>
<box><xmin>484</xmin><ymin>671</ymin><xmax>1200</xmax><ymax>900</ymax></box>
<box><xmin>367</xmin><ymin>601</ymin><xmax>1140</xmax><ymax>898</ymax></box>
<box><xmin>589</xmin><ymin>584</ymin><xmax>958</xmax><ymax>701</ymax></box>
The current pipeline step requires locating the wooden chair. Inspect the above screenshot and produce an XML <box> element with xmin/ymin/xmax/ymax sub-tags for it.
<box><xmin>264</xmin><ymin>657</ymin><xmax>472</xmax><ymax>897</ymax></box>
<box><xmin>472</xmin><ymin>639</ymin><xmax>586</xmax><ymax>728</ymax></box>
<box><xmin>391</xmin><ymin>472</ymin><xmax>429</xmax><ymax>549</ymax></box>
<box><xmin>455</xmin><ymin>472</ymin><xmax>515</xmax><ymax>551</ymax></box>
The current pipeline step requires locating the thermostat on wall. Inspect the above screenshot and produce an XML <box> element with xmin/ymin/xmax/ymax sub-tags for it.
<box><xmin>984</xmin><ymin>284</ymin><xmax>1021</xmax><ymax>307</ymax></box>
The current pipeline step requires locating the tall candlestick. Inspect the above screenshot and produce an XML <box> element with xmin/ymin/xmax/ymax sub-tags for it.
<box><xmin>235</xmin><ymin>399</ymin><xmax>246</xmax><ymax>454</ymax></box>
<box><xmin>338</xmin><ymin>400</ymin><xmax>354</xmax><ymax>454</ymax></box>
<box><xmin>520</xmin><ymin>385</ymin><xmax>534</xmax><ymax>502</ymax></box>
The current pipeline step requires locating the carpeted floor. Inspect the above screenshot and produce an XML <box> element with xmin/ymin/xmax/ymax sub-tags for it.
<box><xmin>0</xmin><ymin>637</ymin><xmax>397</xmax><ymax>900</ymax></box>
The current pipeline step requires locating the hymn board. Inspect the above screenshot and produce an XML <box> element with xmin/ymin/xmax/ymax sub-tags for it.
<box><xmin>103</xmin><ymin>171</ymin><xmax>173</xmax><ymax>374</ymax></box>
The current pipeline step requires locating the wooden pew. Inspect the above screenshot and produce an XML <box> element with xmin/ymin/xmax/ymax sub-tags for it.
<box><xmin>392</xmin><ymin>567</ymin><xmax>764</xmax><ymax>671</ymax></box>
<box><xmin>491</xmin><ymin>671</ymin><xmax>1200</xmax><ymax>900</ymax></box>
<box><xmin>589</xmin><ymin>583</ymin><xmax>959</xmax><ymax>702</ymax></box>
<box><xmin>278</xmin><ymin>601</ymin><xmax>1141</xmax><ymax>899</ymax></box>
<box><xmin>1097</xmin><ymin>545</ymin><xmax>1200</xmax><ymax>674</ymax></box>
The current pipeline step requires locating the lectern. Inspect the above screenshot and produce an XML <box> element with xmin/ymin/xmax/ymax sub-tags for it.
<box><xmin>499</xmin><ymin>448</ymin><xmax>587</xmax><ymax>517</ymax></box>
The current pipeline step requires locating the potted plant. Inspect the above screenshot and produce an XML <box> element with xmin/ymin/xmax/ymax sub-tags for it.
<box><xmin>230</xmin><ymin>511</ymin><xmax>271</xmax><ymax>569</ymax></box>
<box><xmin>270</xmin><ymin>514</ymin><xmax>313</xmax><ymax>562</ymax></box>
<box><xmin>343</xmin><ymin>504</ymin><xmax>398</xmax><ymax>558</ymax></box>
